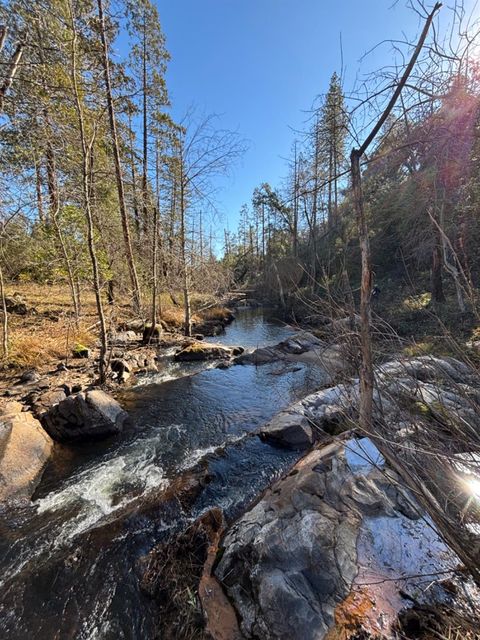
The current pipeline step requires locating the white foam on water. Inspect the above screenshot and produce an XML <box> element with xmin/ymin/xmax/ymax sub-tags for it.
<box><xmin>30</xmin><ymin>433</ymin><xmax>172</xmax><ymax>549</ymax></box>
<box><xmin>178</xmin><ymin>434</ymin><xmax>246</xmax><ymax>471</ymax></box>
<box><xmin>135</xmin><ymin>359</ymin><xmax>218</xmax><ymax>386</ymax></box>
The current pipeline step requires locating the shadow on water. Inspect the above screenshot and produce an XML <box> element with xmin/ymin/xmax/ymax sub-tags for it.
<box><xmin>0</xmin><ymin>308</ymin><xmax>328</xmax><ymax>639</ymax></box>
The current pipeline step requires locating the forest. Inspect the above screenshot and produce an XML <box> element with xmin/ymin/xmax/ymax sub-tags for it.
<box><xmin>0</xmin><ymin>1</ymin><xmax>480</xmax><ymax>639</ymax></box>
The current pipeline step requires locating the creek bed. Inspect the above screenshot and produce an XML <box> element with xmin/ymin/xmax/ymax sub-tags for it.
<box><xmin>0</xmin><ymin>309</ymin><xmax>331</xmax><ymax>639</ymax></box>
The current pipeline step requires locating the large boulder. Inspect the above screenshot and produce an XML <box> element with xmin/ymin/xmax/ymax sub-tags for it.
<box><xmin>260</xmin><ymin>411</ymin><xmax>314</xmax><ymax>449</ymax></box>
<box><xmin>41</xmin><ymin>389</ymin><xmax>130</xmax><ymax>443</ymax></box>
<box><xmin>174</xmin><ymin>342</ymin><xmax>244</xmax><ymax>362</ymax></box>
<box><xmin>215</xmin><ymin>438</ymin><xmax>475</xmax><ymax>640</ymax></box>
<box><xmin>0</xmin><ymin>401</ymin><xmax>53</xmax><ymax>501</ymax></box>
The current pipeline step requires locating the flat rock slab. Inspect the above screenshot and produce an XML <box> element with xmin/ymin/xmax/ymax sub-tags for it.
<box><xmin>0</xmin><ymin>401</ymin><xmax>53</xmax><ymax>501</ymax></box>
<box><xmin>215</xmin><ymin>436</ymin><xmax>475</xmax><ymax>639</ymax></box>
<box><xmin>41</xmin><ymin>389</ymin><xmax>130</xmax><ymax>443</ymax></box>
<box><xmin>215</xmin><ymin>442</ymin><xmax>374</xmax><ymax>639</ymax></box>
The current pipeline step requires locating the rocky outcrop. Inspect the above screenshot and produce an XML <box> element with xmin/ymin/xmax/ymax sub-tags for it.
<box><xmin>41</xmin><ymin>389</ymin><xmax>130</xmax><ymax>443</ymax></box>
<box><xmin>0</xmin><ymin>401</ymin><xmax>53</xmax><ymax>501</ymax></box>
<box><xmin>260</xmin><ymin>355</ymin><xmax>480</xmax><ymax>449</ymax></box>
<box><xmin>215</xmin><ymin>437</ymin><xmax>476</xmax><ymax>640</ymax></box>
<box><xmin>174</xmin><ymin>342</ymin><xmax>244</xmax><ymax>362</ymax></box>
<box><xmin>236</xmin><ymin>331</ymin><xmax>346</xmax><ymax>375</ymax></box>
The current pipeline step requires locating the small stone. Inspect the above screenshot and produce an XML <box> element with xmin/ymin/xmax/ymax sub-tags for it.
<box><xmin>72</xmin><ymin>344</ymin><xmax>90</xmax><ymax>359</ymax></box>
<box><xmin>19</xmin><ymin>370</ymin><xmax>40</xmax><ymax>384</ymax></box>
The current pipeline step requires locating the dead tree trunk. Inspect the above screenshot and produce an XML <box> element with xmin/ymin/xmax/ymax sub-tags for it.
<box><xmin>351</xmin><ymin>2</ymin><xmax>441</xmax><ymax>434</ymax></box>
<box><xmin>180</xmin><ymin>169</ymin><xmax>191</xmax><ymax>337</ymax></box>
<box><xmin>350</xmin><ymin>149</ymin><xmax>374</xmax><ymax>430</ymax></box>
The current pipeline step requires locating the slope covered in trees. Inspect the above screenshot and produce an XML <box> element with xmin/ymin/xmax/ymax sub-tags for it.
<box><xmin>225</xmin><ymin>17</ymin><xmax>480</xmax><ymax>362</ymax></box>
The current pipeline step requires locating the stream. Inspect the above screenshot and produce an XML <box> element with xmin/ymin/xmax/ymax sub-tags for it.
<box><xmin>0</xmin><ymin>309</ymin><xmax>331</xmax><ymax>640</ymax></box>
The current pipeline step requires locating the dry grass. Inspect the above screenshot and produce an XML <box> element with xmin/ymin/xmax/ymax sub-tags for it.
<box><xmin>2</xmin><ymin>282</ymin><xmax>223</xmax><ymax>370</ymax></box>
<box><xmin>198</xmin><ymin>306</ymin><xmax>233</xmax><ymax>322</ymax></box>
<box><xmin>7</xmin><ymin>316</ymin><xmax>97</xmax><ymax>369</ymax></box>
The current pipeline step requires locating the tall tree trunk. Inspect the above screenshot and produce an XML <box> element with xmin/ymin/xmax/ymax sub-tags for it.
<box><xmin>96</xmin><ymin>0</ymin><xmax>142</xmax><ymax>315</ymax></box>
<box><xmin>0</xmin><ymin>28</ymin><xmax>24</xmax><ymax>357</ymax></box>
<box><xmin>69</xmin><ymin>1</ymin><xmax>108</xmax><ymax>383</ymax></box>
<box><xmin>292</xmin><ymin>142</ymin><xmax>298</xmax><ymax>256</ymax></box>
<box><xmin>149</xmin><ymin>142</ymin><xmax>160</xmax><ymax>342</ymax></box>
<box><xmin>0</xmin><ymin>258</ymin><xmax>8</xmax><ymax>359</ymax></box>
<box><xmin>35</xmin><ymin>155</ymin><xmax>44</xmax><ymax>223</ymax></box>
<box><xmin>142</xmin><ymin>17</ymin><xmax>149</xmax><ymax>235</ymax></box>
<box><xmin>351</xmin><ymin>2</ymin><xmax>440</xmax><ymax>435</ymax></box>
<box><xmin>128</xmin><ymin>111</ymin><xmax>141</xmax><ymax>234</ymax></box>
<box><xmin>180</xmin><ymin>171</ymin><xmax>191</xmax><ymax>337</ymax></box>
<box><xmin>351</xmin><ymin>149</ymin><xmax>374</xmax><ymax>433</ymax></box>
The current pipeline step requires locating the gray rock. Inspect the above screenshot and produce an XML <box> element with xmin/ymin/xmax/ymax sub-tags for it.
<box><xmin>110</xmin><ymin>358</ymin><xmax>132</xmax><ymax>382</ymax></box>
<box><xmin>32</xmin><ymin>388</ymin><xmax>68</xmax><ymax>420</ymax></box>
<box><xmin>109</xmin><ymin>330</ymin><xmax>139</xmax><ymax>346</ymax></box>
<box><xmin>260</xmin><ymin>412</ymin><xmax>314</xmax><ymax>449</ymax></box>
<box><xmin>19</xmin><ymin>370</ymin><xmax>40</xmax><ymax>384</ymax></box>
<box><xmin>215</xmin><ymin>443</ymin><xmax>389</xmax><ymax>639</ymax></box>
<box><xmin>41</xmin><ymin>389</ymin><xmax>130</xmax><ymax>443</ymax></box>
<box><xmin>215</xmin><ymin>437</ymin><xmax>462</xmax><ymax>640</ymax></box>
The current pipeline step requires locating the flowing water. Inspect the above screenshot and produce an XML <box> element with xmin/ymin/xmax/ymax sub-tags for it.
<box><xmin>0</xmin><ymin>309</ymin><xmax>331</xmax><ymax>639</ymax></box>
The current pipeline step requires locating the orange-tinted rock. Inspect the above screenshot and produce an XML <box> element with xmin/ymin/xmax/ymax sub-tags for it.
<box><xmin>0</xmin><ymin>401</ymin><xmax>53</xmax><ymax>501</ymax></box>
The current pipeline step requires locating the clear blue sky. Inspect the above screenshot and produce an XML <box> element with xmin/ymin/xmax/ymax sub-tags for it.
<box><xmin>155</xmin><ymin>0</ymin><xmax>472</xmax><ymax>238</ymax></box>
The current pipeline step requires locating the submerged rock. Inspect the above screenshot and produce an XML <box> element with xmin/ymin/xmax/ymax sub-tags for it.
<box><xmin>41</xmin><ymin>389</ymin><xmax>130</xmax><ymax>443</ymax></box>
<box><xmin>0</xmin><ymin>401</ymin><xmax>53</xmax><ymax>501</ymax></box>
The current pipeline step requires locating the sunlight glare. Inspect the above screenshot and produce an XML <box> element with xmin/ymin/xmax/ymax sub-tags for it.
<box><xmin>466</xmin><ymin>477</ymin><xmax>480</xmax><ymax>499</ymax></box>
